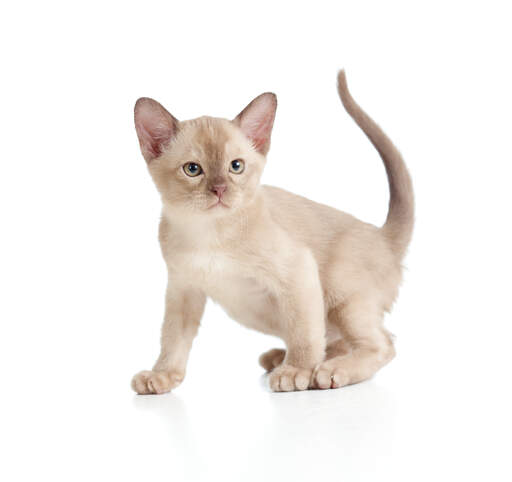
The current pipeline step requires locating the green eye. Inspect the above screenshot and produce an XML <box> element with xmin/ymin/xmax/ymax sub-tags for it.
<box><xmin>230</xmin><ymin>159</ymin><xmax>245</xmax><ymax>174</ymax></box>
<box><xmin>183</xmin><ymin>162</ymin><xmax>202</xmax><ymax>177</ymax></box>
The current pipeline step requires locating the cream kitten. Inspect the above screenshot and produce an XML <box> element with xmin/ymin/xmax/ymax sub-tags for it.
<box><xmin>131</xmin><ymin>71</ymin><xmax>413</xmax><ymax>393</ymax></box>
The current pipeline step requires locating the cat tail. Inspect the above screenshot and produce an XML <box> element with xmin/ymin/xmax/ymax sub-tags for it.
<box><xmin>337</xmin><ymin>70</ymin><xmax>414</xmax><ymax>261</ymax></box>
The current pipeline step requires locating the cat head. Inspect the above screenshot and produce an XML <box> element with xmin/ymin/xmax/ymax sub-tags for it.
<box><xmin>134</xmin><ymin>92</ymin><xmax>277</xmax><ymax>217</ymax></box>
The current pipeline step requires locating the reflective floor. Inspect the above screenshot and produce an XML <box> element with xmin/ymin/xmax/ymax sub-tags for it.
<box><xmin>5</xmin><ymin>304</ymin><xmax>508</xmax><ymax>482</ymax></box>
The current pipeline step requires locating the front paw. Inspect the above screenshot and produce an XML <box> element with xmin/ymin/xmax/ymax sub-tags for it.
<box><xmin>268</xmin><ymin>365</ymin><xmax>312</xmax><ymax>392</ymax></box>
<box><xmin>131</xmin><ymin>370</ymin><xmax>184</xmax><ymax>394</ymax></box>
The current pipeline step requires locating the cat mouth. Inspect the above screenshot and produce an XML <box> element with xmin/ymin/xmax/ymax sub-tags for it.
<box><xmin>208</xmin><ymin>199</ymin><xmax>229</xmax><ymax>209</ymax></box>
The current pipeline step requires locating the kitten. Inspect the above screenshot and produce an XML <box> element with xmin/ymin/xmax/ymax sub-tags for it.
<box><xmin>131</xmin><ymin>71</ymin><xmax>413</xmax><ymax>393</ymax></box>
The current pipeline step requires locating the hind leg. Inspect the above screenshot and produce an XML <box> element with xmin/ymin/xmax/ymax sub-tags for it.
<box><xmin>325</xmin><ymin>337</ymin><xmax>351</xmax><ymax>360</ymax></box>
<box><xmin>259</xmin><ymin>348</ymin><xmax>286</xmax><ymax>372</ymax></box>
<box><xmin>313</xmin><ymin>299</ymin><xmax>395</xmax><ymax>389</ymax></box>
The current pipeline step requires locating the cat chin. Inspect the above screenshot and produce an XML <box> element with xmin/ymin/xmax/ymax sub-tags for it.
<box><xmin>162</xmin><ymin>202</ymin><xmax>234</xmax><ymax>220</ymax></box>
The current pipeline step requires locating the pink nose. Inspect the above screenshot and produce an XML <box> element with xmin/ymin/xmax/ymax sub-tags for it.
<box><xmin>211</xmin><ymin>184</ymin><xmax>227</xmax><ymax>197</ymax></box>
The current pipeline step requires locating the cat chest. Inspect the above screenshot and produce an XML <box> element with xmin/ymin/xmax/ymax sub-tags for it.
<box><xmin>183</xmin><ymin>252</ymin><xmax>264</xmax><ymax>299</ymax></box>
<box><xmin>177</xmin><ymin>251</ymin><xmax>275</xmax><ymax>331</ymax></box>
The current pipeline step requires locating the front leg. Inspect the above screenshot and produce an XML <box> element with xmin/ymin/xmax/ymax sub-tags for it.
<box><xmin>269</xmin><ymin>251</ymin><xmax>326</xmax><ymax>392</ymax></box>
<box><xmin>132</xmin><ymin>283</ymin><xmax>205</xmax><ymax>394</ymax></box>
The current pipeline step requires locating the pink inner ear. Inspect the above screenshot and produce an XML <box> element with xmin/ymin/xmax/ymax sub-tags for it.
<box><xmin>235</xmin><ymin>93</ymin><xmax>277</xmax><ymax>154</ymax></box>
<box><xmin>134</xmin><ymin>98</ymin><xmax>177</xmax><ymax>162</ymax></box>
<box><xmin>136</xmin><ymin>119</ymin><xmax>172</xmax><ymax>159</ymax></box>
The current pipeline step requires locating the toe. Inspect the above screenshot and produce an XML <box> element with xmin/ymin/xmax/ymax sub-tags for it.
<box><xmin>331</xmin><ymin>369</ymin><xmax>349</xmax><ymax>388</ymax></box>
<box><xmin>314</xmin><ymin>369</ymin><xmax>332</xmax><ymax>389</ymax></box>
<box><xmin>148</xmin><ymin>372</ymin><xmax>171</xmax><ymax>394</ymax></box>
<box><xmin>294</xmin><ymin>370</ymin><xmax>310</xmax><ymax>391</ymax></box>
<box><xmin>269</xmin><ymin>372</ymin><xmax>281</xmax><ymax>391</ymax></box>
<box><xmin>279</xmin><ymin>374</ymin><xmax>294</xmax><ymax>392</ymax></box>
<box><xmin>131</xmin><ymin>371</ymin><xmax>151</xmax><ymax>394</ymax></box>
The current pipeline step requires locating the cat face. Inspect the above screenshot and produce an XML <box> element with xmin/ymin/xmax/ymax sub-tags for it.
<box><xmin>134</xmin><ymin>93</ymin><xmax>277</xmax><ymax>217</ymax></box>
<box><xmin>147</xmin><ymin>117</ymin><xmax>266</xmax><ymax>216</ymax></box>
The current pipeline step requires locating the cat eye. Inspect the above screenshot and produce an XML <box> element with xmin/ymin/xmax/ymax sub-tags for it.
<box><xmin>183</xmin><ymin>162</ymin><xmax>203</xmax><ymax>177</ymax></box>
<box><xmin>229</xmin><ymin>159</ymin><xmax>245</xmax><ymax>174</ymax></box>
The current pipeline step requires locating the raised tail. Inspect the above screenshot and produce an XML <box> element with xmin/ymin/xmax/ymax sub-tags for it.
<box><xmin>337</xmin><ymin>70</ymin><xmax>414</xmax><ymax>261</ymax></box>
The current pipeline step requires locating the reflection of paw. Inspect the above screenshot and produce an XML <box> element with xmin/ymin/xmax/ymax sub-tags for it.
<box><xmin>313</xmin><ymin>360</ymin><xmax>350</xmax><ymax>389</ymax></box>
<box><xmin>259</xmin><ymin>348</ymin><xmax>286</xmax><ymax>372</ymax></box>
<box><xmin>269</xmin><ymin>365</ymin><xmax>312</xmax><ymax>392</ymax></box>
<box><xmin>131</xmin><ymin>370</ymin><xmax>184</xmax><ymax>394</ymax></box>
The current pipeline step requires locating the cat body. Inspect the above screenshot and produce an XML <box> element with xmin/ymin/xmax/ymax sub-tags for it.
<box><xmin>131</xmin><ymin>71</ymin><xmax>413</xmax><ymax>393</ymax></box>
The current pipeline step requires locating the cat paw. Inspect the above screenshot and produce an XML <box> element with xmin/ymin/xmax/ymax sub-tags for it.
<box><xmin>268</xmin><ymin>365</ymin><xmax>312</xmax><ymax>392</ymax></box>
<box><xmin>131</xmin><ymin>370</ymin><xmax>184</xmax><ymax>394</ymax></box>
<box><xmin>313</xmin><ymin>360</ymin><xmax>350</xmax><ymax>389</ymax></box>
<box><xmin>259</xmin><ymin>348</ymin><xmax>286</xmax><ymax>372</ymax></box>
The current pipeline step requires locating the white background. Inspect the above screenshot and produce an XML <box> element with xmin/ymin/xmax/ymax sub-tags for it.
<box><xmin>1</xmin><ymin>1</ymin><xmax>511</xmax><ymax>481</ymax></box>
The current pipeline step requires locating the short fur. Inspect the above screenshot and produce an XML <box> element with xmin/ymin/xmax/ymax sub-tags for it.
<box><xmin>131</xmin><ymin>71</ymin><xmax>414</xmax><ymax>393</ymax></box>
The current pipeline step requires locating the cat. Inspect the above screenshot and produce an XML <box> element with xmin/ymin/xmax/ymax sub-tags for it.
<box><xmin>131</xmin><ymin>70</ymin><xmax>414</xmax><ymax>393</ymax></box>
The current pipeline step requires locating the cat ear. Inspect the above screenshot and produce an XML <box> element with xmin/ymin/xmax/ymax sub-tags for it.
<box><xmin>134</xmin><ymin>98</ymin><xmax>178</xmax><ymax>163</ymax></box>
<box><xmin>233</xmin><ymin>93</ymin><xmax>277</xmax><ymax>155</ymax></box>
